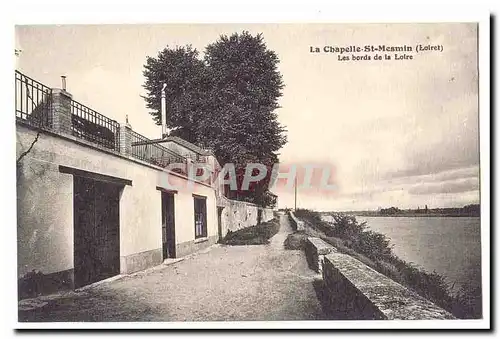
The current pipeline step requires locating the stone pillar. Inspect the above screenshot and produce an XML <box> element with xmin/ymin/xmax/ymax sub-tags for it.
<box><xmin>119</xmin><ymin>122</ymin><xmax>132</xmax><ymax>156</ymax></box>
<box><xmin>51</xmin><ymin>88</ymin><xmax>72</xmax><ymax>134</ymax></box>
<box><xmin>306</xmin><ymin>237</ymin><xmax>336</xmax><ymax>274</ymax></box>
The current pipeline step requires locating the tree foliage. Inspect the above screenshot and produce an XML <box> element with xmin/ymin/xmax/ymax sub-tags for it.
<box><xmin>142</xmin><ymin>46</ymin><xmax>209</xmax><ymax>142</ymax></box>
<box><xmin>142</xmin><ymin>31</ymin><xmax>287</xmax><ymax>206</ymax></box>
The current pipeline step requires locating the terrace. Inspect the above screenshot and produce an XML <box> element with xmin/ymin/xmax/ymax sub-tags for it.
<box><xmin>15</xmin><ymin>70</ymin><xmax>188</xmax><ymax>170</ymax></box>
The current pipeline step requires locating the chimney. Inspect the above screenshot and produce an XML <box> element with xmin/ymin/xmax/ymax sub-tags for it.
<box><xmin>61</xmin><ymin>75</ymin><xmax>67</xmax><ymax>91</ymax></box>
<box><xmin>161</xmin><ymin>83</ymin><xmax>167</xmax><ymax>138</ymax></box>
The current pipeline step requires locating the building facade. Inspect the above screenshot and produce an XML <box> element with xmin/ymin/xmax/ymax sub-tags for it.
<box><xmin>16</xmin><ymin>71</ymin><xmax>274</xmax><ymax>298</ymax></box>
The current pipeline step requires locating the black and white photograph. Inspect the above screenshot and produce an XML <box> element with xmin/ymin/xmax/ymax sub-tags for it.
<box><xmin>10</xmin><ymin>7</ymin><xmax>490</xmax><ymax>330</ymax></box>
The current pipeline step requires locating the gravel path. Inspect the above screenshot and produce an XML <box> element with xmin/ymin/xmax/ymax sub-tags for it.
<box><xmin>19</xmin><ymin>213</ymin><xmax>326</xmax><ymax>322</ymax></box>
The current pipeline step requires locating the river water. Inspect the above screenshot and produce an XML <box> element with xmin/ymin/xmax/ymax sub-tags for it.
<box><xmin>323</xmin><ymin>215</ymin><xmax>482</xmax><ymax>293</ymax></box>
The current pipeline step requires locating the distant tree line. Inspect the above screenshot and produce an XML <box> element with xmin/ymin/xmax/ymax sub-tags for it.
<box><xmin>378</xmin><ymin>204</ymin><xmax>480</xmax><ymax>217</ymax></box>
<box><xmin>379</xmin><ymin>207</ymin><xmax>401</xmax><ymax>215</ymax></box>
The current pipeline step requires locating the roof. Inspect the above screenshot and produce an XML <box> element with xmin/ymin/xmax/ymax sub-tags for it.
<box><xmin>148</xmin><ymin>135</ymin><xmax>214</xmax><ymax>156</ymax></box>
<box><xmin>164</xmin><ymin>136</ymin><xmax>211</xmax><ymax>155</ymax></box>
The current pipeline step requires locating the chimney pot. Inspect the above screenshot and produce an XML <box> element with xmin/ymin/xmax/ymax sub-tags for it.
<box><xmin>61</xmin><ymin>75</ymin><xmax>67</xmax><ymax>91</ymax></box>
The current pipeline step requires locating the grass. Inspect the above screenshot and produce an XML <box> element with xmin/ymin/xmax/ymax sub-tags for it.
<box><xmin>220</xmin><ymin>218</ymin><xmax>280</xmax><ymax>245</ymax></box>
<box><xmin>294</xmin><ymin>208</ymin><xmax>482</xmax><ymax>319</ymax></box>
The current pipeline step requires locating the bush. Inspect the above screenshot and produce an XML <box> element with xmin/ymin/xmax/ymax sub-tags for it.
<box><xmin>18</xmin><ymin>270</ymin><xmax>45</xmax><ymax>299</ymax></box>
<box><xmin>295</xmin><ymin>209</ymin><xmax>332</xmax><ymax>235</ymax></box>
<box><xmin>283</xmin><ymin>231</ymin><xmax>308</xmax><ymax>250</ymax></box>
<box><xmin>315</xmin><ymin>212</ymin><xmax>394</xmax><ymax>263</ymax></box>
<box><xmin>352</xmin><ymin>230</ymin><xmax>393</xmax><ymax>262</ymax></box>
<box><xmin>220</xmin><ymin>218</ymin><xmax>280</xmax><ymax>245</ymax></box>
<box><xmin>330</xmin><ymin>213</ymin><xmax>367</xmax><ymax>239</ymax></box>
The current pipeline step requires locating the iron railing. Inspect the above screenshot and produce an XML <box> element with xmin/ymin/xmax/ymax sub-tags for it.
<box><xmin>15</xmin><ymin>70</ymin><xmax>52</xmax><ymax>128</ymax></box>
<box><xmin>71</xmin><ymin>100</ymin><xmax>120</xmax><ymax>151</ymax></box>
<box><xmin>15</xmin><ymin>71</ymin><xmax>193</xmax><ymax>163</ymax></box>
<box><xmin>130</xmin><ymin>130</ymin><xmax>187</xmax><ymax>171</ymax></box>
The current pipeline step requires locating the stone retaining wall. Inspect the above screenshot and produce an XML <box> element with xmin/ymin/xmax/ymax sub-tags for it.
<box><xmin>322</xmin><ymin>252</ymin><xmax>456</xmax><ymax>320</ymax></box>
<box><xmin>290</xmin><ymin>214</ymin><xmax>455</xmax><ymax>320</ymax></box>
<box><xmin>305</xmin><ymin>237</ymin><xmax>336</xmax><ymax>274</ymax></box>
<box><xmin>219</xmin><ymin>198</ymin><xmax>275</xmax><ymax>237</ymax></box>
<box><xmin>261</xmin><ymin>208</ymin><xmax>275</xmax><ymax>224</ymax></box>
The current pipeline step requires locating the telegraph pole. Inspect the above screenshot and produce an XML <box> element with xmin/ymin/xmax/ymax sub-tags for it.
<box><xmin>294</xmin><ymin>175</ymin><xmax>297</xmax><ymax>211</ymax></box>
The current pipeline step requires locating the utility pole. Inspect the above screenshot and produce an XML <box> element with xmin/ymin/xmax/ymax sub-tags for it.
<box><xmin>294</xmin><ymin>175</ymin><xmax>297</xmax><ymax>211</ymax></box>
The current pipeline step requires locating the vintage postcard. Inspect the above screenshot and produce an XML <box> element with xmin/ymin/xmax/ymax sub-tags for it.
<box><xmin>12</xmin><ymin>11</ymin><xmax>490</xmax><ymax>331</ymax></box>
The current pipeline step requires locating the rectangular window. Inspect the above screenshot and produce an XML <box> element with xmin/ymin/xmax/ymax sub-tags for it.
<box><xmin>194</xmin><ymin>195</ymin><xmax>207</xmax><ymax>238</ymax></box>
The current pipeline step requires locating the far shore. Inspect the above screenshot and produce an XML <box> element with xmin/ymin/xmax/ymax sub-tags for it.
<box><xmin>347</xmin><ymin>213</ymin><xmax>480</xmax><ymax>218</ymax></box>
<box><xmin>325</xmin><ymin>204</ymin><xmax>480</xmax><ymax>218</ymax></box>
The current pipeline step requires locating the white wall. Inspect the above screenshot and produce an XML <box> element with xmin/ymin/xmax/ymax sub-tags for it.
<box><xmin>17</xmin><ymin>124</ymin><xmax>217</xmax><ymax>278</ymax></box>
<box><xmin>17</xmin><ymin>154</ymin><xmax>74</xmax><ymax>277</ymax></box>
<box><xmin>162</xmin><ymin>173</ymin><xmax>218</xmax><ymax>244</ymax></box>
<box><xmin>220</xmin><ymin>198</ymin><xmax>275</xmax><ymax>237</ymax></box>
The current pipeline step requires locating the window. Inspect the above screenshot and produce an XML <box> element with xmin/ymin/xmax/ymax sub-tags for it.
<box><xmin>194</xmin><ymin>195</ymin><xmax>207</xmax><ymax>238</ymax></box>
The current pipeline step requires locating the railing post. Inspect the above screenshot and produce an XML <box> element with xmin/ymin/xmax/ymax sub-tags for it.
<box><xmin>119</xmin><ymin>122</ymin><xmax>132</xmax><ymax>156</ymax></box>
<box><xmin>51</xmin><ymin>88</ymin><xmax>72</xmax><ymax>134</ymax></box>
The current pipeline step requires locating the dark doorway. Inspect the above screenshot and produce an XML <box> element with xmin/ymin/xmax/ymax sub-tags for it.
<box><xmin>161</xmin><ymin>192</ymin><xmax>176</xmax><ymax>259</ymax></box>
<box><xmin>73</xmin><ymin>176</ymin><xmax>121</xmax><ymax>288</ymax></box>
<box><xmin>217</xmin><ymin>207</ymin><xmax>224</xmax><ymax>241</ymax></box>
<box><xmin>194</xmin><ymin>196</ymin><xmax>207</xmax><ymax>239</ymax></box>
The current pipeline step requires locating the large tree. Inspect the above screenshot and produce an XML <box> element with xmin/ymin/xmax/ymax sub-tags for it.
<box><xmin>142</xmin><ymin>32</ymin><xmax>287</xmax><ymax>206</ymax></box>
<box><xmin>142</xmin><ymin>45</ymin><xmax>209</xmax><ymax>142</ymax></box>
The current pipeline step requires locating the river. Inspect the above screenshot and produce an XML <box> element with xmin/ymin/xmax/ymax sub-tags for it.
<box><xmin>322</xmin><ymin>215</ymin><xmax>482</xmax><ymax>293</ymax></box>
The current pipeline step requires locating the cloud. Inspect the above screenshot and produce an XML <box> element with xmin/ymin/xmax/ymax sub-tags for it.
<box><xmin>383</xmin><ymin>69</ymin><xmax>479</xmax><ymax>181</ymax></box>
<box><xmin>339</xmin><ymin>166</ymin><xmax>479</xmax><ymax>196</ymax></box>
<box><xmin>385</xmin><ymin>165</ymin><xmax>479</xmax><ymax>185</ymax></box>
<box><xmin>420</xmin><ymin>166</ymin><xmax>479</xmax><ymax>183</ymax></box>
<box><xmin>320</xmin><ymin>165</ymin><xmax>481</xmax><ymax>209</ymax></box>
<box><xmin>408</xmin><ymin>177</ymin><xmax>479</xmax><ymax>195</ymax></box>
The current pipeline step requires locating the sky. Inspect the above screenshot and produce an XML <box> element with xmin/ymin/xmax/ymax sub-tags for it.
<box><xmin>15</xmin><ymin>23</ymin><xmax>480</xmax><ymax>211</ymax></box>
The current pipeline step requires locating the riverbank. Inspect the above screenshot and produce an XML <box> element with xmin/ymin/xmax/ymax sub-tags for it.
<box><xmin>350</xmin><ymin>213</ymin><xmax>480</xmax><ymax>218</ymax></box>
<box><xmin>352</xmin><ymin>215</ymin><xmax>481</xmax><ymax>297</ymax></box>
<box><xmin>292</xmin><ymin>209</ymin><xmax>482</xmax><ymax>319</ymax></box>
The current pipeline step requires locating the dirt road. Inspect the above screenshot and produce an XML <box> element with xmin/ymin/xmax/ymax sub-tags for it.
<box><xmin>19</xmin><ymin>213</ymin><xmax>325</xmax><ymax>322</ymax></box>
